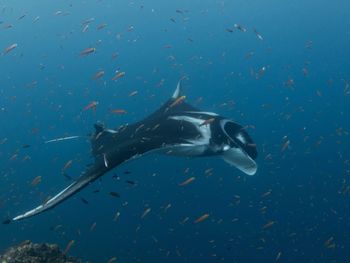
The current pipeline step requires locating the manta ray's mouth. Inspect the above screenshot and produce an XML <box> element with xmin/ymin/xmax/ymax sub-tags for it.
<box><xmin>220</xmin><ymin>120</ymin><xmax>258</xmax><ymax>161</ymax></box>
<box><xmin>222</xmin><ymin>147</ymin><xmax>257</xmax><ymax>176</ymax></box>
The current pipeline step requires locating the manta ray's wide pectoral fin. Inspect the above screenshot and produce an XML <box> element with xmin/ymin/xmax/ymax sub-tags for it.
<box><xmin>8</xmin><ymin>165</ymin><xmax>106</xmax><ymax>223</ymax></box>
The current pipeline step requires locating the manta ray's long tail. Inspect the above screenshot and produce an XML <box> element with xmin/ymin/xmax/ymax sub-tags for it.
<box><xmin>5</xmin><ymin>165</ymin><xmax>105</xmax><ymax>223</ymax></box>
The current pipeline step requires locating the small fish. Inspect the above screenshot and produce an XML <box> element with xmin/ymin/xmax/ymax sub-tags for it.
<box><xmin>93</xmin><ymin>71</ymin><xmax>104</xmax><ymax>79</ymax></box>
<box><xmin>125</xmin><ymin>180</ymin><xmax>135</xmax><ymax>185</ymax></box>
<box><xmin>62</xmin><ymin>160</ymin><xmax>73</xmax><ymax>171</ymax></box>
<box><xmin>81</xmin><ymin>198</ymin><xmax>89</xmax><ymax>204</ymax></box>
<box><xmin>17</xmin><ymin>14</ymin><xmax>26</xmax><ymax>20</ymax></box>
<box><xmin>80</xmin><ymin>47</ymin><xmax>96</xmax><ymax>56</ymax></box>
<box><xmin>193</xmin><ymin>213</ymin><xmax>210</xmax><ymax>224</ymax></box>
<box><xmin>97</xmin><ymin>23</ymin><xmax>107</xmax><ymax>30</ymax></box>
<box><xmin>124</xmin><ymin>171</ymin><xmax>131</xmax><ymax>174</ymax></box>
<box><xmin>324</xmin><ymin>236</ymin><xmax>335</xmax><ymax>248</ymax></box>
<box><xmin>179</xmin><ymin>177</ymin><xmax>195</xmax><ymax>186</ymax></box>
<box><xmin>261</xmin><ymin>189</ymin><xmax>272</xmax><ymax>198</ymax></box>
<box><xmin>199</xmin><ymin>118</ymin><xmax>215</xmax><ymax>126</ymax></box>
<box><xmin>109</xmin><ymin>192</ymin><xmax>120</xmax><ymax>198</ymax></box>
<box><xmin>3</xmin><ymin>43</ymin><xmax>18</xmax><ymax>55</ymax></box>
<box><xmin>164</xmin><ymin>203</ymin><xmax>172</xmax><ymax>212</ymax></box>
<box><xmin>111</xmin><ymin>52</ymin><xmax>118</xmax><ymax>60</ymax></box>
<box><xmin>83</xmin><ymin>101</ymin><xmax>98</xmax><ymax>112</ymax></box>
<box><xmin>253</xmin><ymin>28</ymin><xmax>264</xmax><ymax>40</ymax></box>
<box><xmin>233</xmin><ymin>23</ymin><xmax>247</xmax><ymax>32</ymax></box>
<box><xmin>129</xmin><ymin>90</ymin><xmax>138</xmax><ymax>97</ymax></box>
<box><xmin>113</xmin><ymin>211</ymin><xmax>121</xmax><ymax>221</ymax></box>
<box><xmin>82</xmin><ymin>17</ymin><xmax>95</xmax><ymax>25</ymax></box>
<box><xmin>63</xmin><ymin>240</ymin><xmax>75</xmax><ymax>255</ymax></box>
<box><xmin>2</xmin><ymin>219</ymin><xmax>11</xmax><ymax>224</ymax></box>
<box><xmin>169</xmin><ymin>95</ymin><xmax>186</xmax><ymax>108</ymax></box>
<box><xmin>180</xmin><ymin>217</ymin><xmax>189</xmax><ymax>224</ymax></box>
<box><xmin>107</xmin><ymin>257</ymin><xmax>117</xmax><ymax>263</ymax></box>
<box><xmin>54</xmin><ymin>11</ymin><xmax>63</xmax><ymax>16</ymax></box>
<box><xmin>3</xmin><ymin>24</ymin><xmax>13</xmax><ymax>29</ymax></box>
<box><xmin>112</xmin><ymin>71</ymin><xmax>125</xmax><ymax>81</ymax></box>
<box><xmin>92</xmin><ymin>189</ymin><xmax>100</xmax><ymax>193</ymax></box>
<box><xmin>9</xmin><ymin>153</ymin><xmax>18</xmax><ymax>161</ymax></box>
<box><xmin>22</xmin><ymin>144</ymin><xmax>30</xmax><ymax>148</ymax></box>
<box><xmin>141</xmin><ymin>208</ymin><xmax>151</xmax><ymax>219</ymax></box>
<box><xmin>31</xmin><ymin>176</ymin><xmax>42</xmax><ymax>186</ymax></box>
<box><xmin>281</xmin><ymin>140</ymin><xmax>290</xmax><ymax>152</ymax></box>
<box><xmin>275</xmin><ymin>251</ymin><xmax>282</xmax><ymax>262</ymax></box>
<box><xmin>90</xmin><ymin>222</ymin><xmax>97</xmax><ymax>231</ymax></box>
<box><xmin>111</xmin><ymin>109</ymin><xmax>127</xmax><ymax>115</ymax></box>
<box><xmin>82</xmin><ymin>24</ymin><xmax>89</xmax><ymax>33</ymax></box>
<box><xmin>262</xmin><ymin>220</ymin><xmax>275</xmax><ymax>229</ymax></box>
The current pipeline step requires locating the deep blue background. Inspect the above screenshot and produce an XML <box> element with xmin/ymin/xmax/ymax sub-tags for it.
<box><xmin>1</xmin><ymin>0</ymin><xmax>350</xmax><ymax>262</ymax></box>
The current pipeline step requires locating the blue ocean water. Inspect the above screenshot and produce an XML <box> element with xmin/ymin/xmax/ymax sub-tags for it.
<box><xmin>1</xmin><ymin>0</ymin><xmax>350</xmax><ymax>262</ymax></box>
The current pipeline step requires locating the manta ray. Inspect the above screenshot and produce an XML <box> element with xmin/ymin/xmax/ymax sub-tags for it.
<box><xmin>6</xmin><ymin>80</ymin><xmax>257</xmax><ymax>223</ymax></box>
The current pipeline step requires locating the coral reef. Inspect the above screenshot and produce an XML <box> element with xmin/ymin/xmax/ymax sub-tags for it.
<box><xmin>0</xmin><ymin>240</ymin><xmax>81</xmax><ymax>263</ymax></box>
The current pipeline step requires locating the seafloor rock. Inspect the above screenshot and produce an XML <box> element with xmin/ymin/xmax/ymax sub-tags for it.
<box><xmin>0</xmin><ymin>240</ymin><xmax>81</xmax><ymax>263</ymax></box>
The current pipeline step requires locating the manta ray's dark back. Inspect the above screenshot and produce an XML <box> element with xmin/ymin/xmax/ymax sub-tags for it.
<box><xmin>6</xmin><ymin>79</ymin><xmax>258</xmax><ymax>223</ymax></box>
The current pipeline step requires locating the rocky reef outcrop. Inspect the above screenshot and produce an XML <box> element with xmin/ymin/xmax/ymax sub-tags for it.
<box><xmin>0</xmin><ymin>240</ymin><xmax>81</xmax><ymax>263</ymax></box>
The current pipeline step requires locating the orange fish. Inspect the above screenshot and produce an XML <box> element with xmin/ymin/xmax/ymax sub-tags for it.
<box><xmin>112</xmin><ymin>71</ymin><xmax>125</xmax><ymax>81</ymax></box>
<box><xmin>193</xmin><ymin>213</ymin><xmax>210</xmax><ymax>224</ymax></box>
<box><xmin>62</xmin><ymin>160</ymin><xmax>73</xmax><ymax>171</ymax></box>
<box><xmin>80</xmin><ymin>47</ymin><xmax>96</xmax><ymax>56</ymax></box>
<box><xmin>261</xmin><ymin>189</ymin><xmax>272</xmax><ymax>198</ymax></box>
<box><xmin>262</xmin><ymin>220</ymin><xmax>275</xmax><ymax>229</ymax></box>
<box><xmin>281</xmin><ymin>140</ymin><xmax>290</xmax><ymax>152</ymax></box>
<box><xmin>199</xmin><ymin>118</ymin><xmax>215</xmax><ymax>126</ymax></box>
<box><xmin>169</xmin><ymin>95</ymin><xmax>186</xmax><ymax>108</ymax></box>
<box><xmin>31</xmin><ymin>176</ymin><xmax>42</xmax><ymax>186</ymax></box>
<box><xmin>83</xmin><ymin>101</ymin><xmax>98</xmax><ymax>112</ymax></box>
<box><xmin>179</xmin><ymin>177</ymin><xmax>195</xmax><ymax>186</ymax></box>
<box><xmin>93</xmin><ymin>71</ymin><xmax>104</xmax><ymax>79</ymax></box>
<box><xmin>324</xmin><ymin>236</ymin><xmax>335</xmax><ymax>249</ymax></box>
<box><xmin>63</xmin><ymin>240</ymin><xmax>75</xmax><ymax>255</ymax></box>
<box><xmin>9</xmin><ymin>153</ymin><xmax>18</xmax><ymax>161</ymax></box>
<box><xmin>3</xmin><ymin>43</ymin><xmax>18</xmax><ymax>54</ymax></box>
<box><xmin>111</xmin><ymin>109</ymin><xmax>127</xmax><ymax>115</ymax></box>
